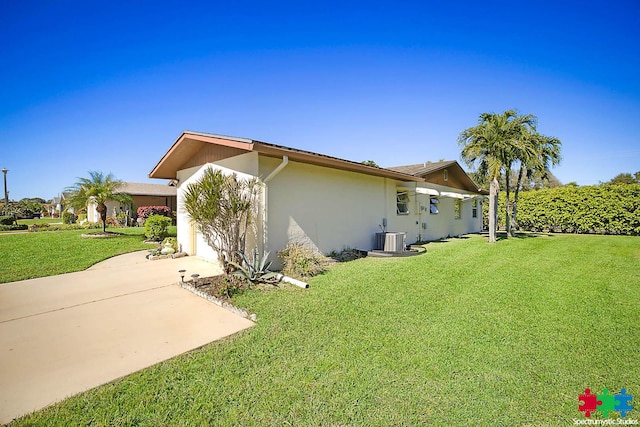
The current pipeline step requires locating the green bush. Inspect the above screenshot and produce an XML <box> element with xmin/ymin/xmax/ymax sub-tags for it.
<box><xmin>28</xmin><ymin>223</ymin><xmax>50</xmax><ymax>232</ymax></box>
<box><xmin>0</xmin><ymin>215</ymin><xmax>15</xmax><ymax>225</ymax></box>
<box><xmin>145</xmin><ymin>215</ymin><xmax>171</xmax><ymax>240</ymax></box>
<box><xmin>277</xmin><ymin>243</ymin><xmax>329</xmax><ymax>280</ymax></box>
<box><xmin>495</xmin><ymin>184</ymin><xmax>640</xmax><ymax>235</ymax></box>
<box><xmin>28</xmin><ymin>223</ymin><xmax>101</xmax><ymax>232</ymax></box>
<box><xmin>62</xmin><ymin>211</ymin><xmax>77</xmax><ymax>224</ymax></box>
<box><xmin>0</xmin><ymin>224</ymin><xmax>28</xmax><ymax>231</ymax></box>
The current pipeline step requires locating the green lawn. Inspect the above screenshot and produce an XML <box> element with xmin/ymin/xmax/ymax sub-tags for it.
<box><xmin>0</xmin><ymin>227</ymin><xmax>175</xmax><ymax>283</ymax></box>
<box><xmin>7</xmin><ymin>233</ymin><xmax>640</xmax><ymax>425</ymax></box>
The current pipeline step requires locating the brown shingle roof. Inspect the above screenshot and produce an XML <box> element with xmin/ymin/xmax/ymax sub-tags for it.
<box><xmin>149</xmin><ymin>131</ymin><xmax>422</xmax><ymax>182</ymax></box>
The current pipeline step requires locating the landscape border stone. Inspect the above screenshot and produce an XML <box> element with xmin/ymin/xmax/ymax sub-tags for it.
<box><xmin>179</xmin><ymin>281</ymin><xmax>257</xmax><ymax>322</ymax></box>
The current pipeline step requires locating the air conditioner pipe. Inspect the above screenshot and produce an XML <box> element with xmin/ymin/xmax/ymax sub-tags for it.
<box><xmin>276</xmin><ymin>274</ymin><xmax>309</xmax><ymax>289</ymax></box>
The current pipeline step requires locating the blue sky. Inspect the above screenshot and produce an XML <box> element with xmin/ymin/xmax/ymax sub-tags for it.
<box><xmin>1</xmin><ymin>1</ymin><xmax>639</xmax><ymax>200</ymax></box>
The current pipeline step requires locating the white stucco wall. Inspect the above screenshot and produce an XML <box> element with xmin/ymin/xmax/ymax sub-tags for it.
<box><xmin>174</xmin><ymin>152</ymin><xmax>483</xmax><ymax>268</ymax></box>
<box><xmin>176</xmin><ymin>158</ymin><xmax>260</xmax><ymax>262</ymax></box>
<box><xmin>261</xmin><ymin>157</ymin><xmax>389</xmax><ymax>260</ymax></box>
<box><xmin>87</xmin><ymin>200</ymin><xmax>125</xmax><ymax>223</ymax></box>
<box><xmin>380</xmin><ymin>182</ymin><xmax>484</xmax><ymax>243</ymax></box>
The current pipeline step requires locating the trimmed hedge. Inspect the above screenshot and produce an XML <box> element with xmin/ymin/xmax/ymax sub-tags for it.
<box><xmin>0</xmin><ymin>224</ymin><xmax>28</xmax><ymax>231</ymax></box>
<box><xmin>497</xmin><ymin>184</ymin><xmax>640</xmax><ymax>235</ymax></box>
<box><xmin>0</xmin><ymin>215</ymin><xmax>15</xmax><ymax>225</ymax></box>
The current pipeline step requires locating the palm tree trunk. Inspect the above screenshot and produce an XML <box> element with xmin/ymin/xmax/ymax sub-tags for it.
<box><xmin>488</xmin><ymin>177</ymin><xmax>499</xmax><ymax>243</ymax></box>
<box><xmin>97</xmin><ymin>202</ymin><xmax>107</xmax><ymax>233</ymax></box>
<box><xmin>512</xmin><ymin>166</ymin><xmax>525</xmax><ymax>232</ymax></box>
<box><xmin>505</xmin><ymin>170</ymin><xmax>512</xmax><ymax>237</ymax></box>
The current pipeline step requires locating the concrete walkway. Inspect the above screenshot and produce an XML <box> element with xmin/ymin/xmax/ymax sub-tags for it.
<box><xmin>0</xmin><ymin>251</ymin><xmax>254</xmax><ymax>424</ymax></box>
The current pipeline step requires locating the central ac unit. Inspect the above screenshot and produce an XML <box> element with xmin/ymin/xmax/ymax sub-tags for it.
<box><xmin>375</xmin><ymin>232</ymin><xmax>406</xmax><ymax>252</ymax></box>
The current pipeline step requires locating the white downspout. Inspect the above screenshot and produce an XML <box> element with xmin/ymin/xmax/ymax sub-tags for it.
<box><xmin>264</xmin><ymin>156</ymin><xmax>289</xmax><ymax>183</ymax></box>
<box><xmin>262</xmin><ymin>156</ymin><xmax>289</xmax><ymax>254</ymax></box>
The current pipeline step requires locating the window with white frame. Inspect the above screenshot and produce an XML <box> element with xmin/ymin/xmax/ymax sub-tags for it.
<box><xmin>454</xmin><ymin>199</ymin><xmax>462</xmax><ymax>219</ymax></box>
<box><xmin>430</xmin><ymin>196</ymin><xmax>439</xmax><ymax>214</ymax></box>
<box><xmin>397</xmin><ymin>191</ymin><xmax>410</xmax><ymax>215</ymax></box>
<box><xmin>472</xmin><ymin>199</ymin><xmax>478</xmax><ymax>218</ymax></box>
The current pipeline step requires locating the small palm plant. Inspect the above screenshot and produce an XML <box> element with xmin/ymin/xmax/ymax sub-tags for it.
<box><xmin>65</xmin><ymin>171</ymin><xmax>132</xmax><ymax>233</ymax></box>
<box><xmin>228</xmin><ymin>248</ymin><xmax>279</xmax><ymax>286</ymax></box>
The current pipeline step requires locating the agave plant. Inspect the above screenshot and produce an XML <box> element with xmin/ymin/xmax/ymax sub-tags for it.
<box><xmin>228</xmin><ymin>248</ymin><xmax>279</xmax><ymax>286</ymax></box>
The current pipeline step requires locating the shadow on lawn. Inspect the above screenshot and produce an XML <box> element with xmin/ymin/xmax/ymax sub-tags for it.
<box><xmin>415</xmin><ymin>235</ymin><xmax>472</xmax><ymax>245</ymax></box>
<box><xmin>494</xmin><ymin>231</ymin><xmax>553</xmax><ymax>241</ymax></box>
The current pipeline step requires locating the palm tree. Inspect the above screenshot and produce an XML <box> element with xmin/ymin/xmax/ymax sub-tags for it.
<box><xmin>66</xmin><ymin>171</ymin><xmax>132</xmax><ymax>233</ymax></box>
<box><xmin>458</xmin><ymin>110</ymin><xmax>536</xmax><ymax>242</ymax></box>
<box><xmin>511</xmin><ymin>132</ymin><xmax>562</xmax><ymax>232</ymax></box>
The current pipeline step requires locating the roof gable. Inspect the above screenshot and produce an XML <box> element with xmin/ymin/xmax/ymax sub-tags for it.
<box><xmin>389</xmin><ymin>161</ymin><xmax>484</xmax><ymax>193</ymax></box>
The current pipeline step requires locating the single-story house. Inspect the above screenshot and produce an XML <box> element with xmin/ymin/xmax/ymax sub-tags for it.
<box><xmin>149</xmin><ymin>131</ymin><xmax>486</xmax><ymax>266</ymax></box>
<box><xmin>86</xmin><ymin>182</ymin><xmax>177</xmax><ymax>223</ymax></box>
<box><xmin>50</xmin><ymin>192</ymin><xmax>73</xmax><ymax>217</ymax></box>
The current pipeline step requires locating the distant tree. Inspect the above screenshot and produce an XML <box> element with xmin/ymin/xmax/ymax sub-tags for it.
<box><xmin>607</xmin><ymin>172</ymin><xmax>640</xmax><ymax>185</ymax></box>
<box><xmin>19</xmin><ymin>197</ymin><xmax>46</xmax><ymax>214</ymax></box>
<box><xmin>65</xmin><ymin>171</ymin><xmax>132</xmax><ymax>233</ymax></box>
<box><xmin>565</xmin><ymin>182</ymin><xmax>579</xmax><ymax>187</ymax></box>
<box><xmin>361</xmin><ymin>160</ymin><xmax>380</xmax><ymax>167</ymax></box>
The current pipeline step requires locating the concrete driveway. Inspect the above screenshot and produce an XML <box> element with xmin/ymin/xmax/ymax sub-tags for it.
<box><xmin>0</xmin><ymin>251</ymin><xmax>254</xmax><ymax>424</ymax></box>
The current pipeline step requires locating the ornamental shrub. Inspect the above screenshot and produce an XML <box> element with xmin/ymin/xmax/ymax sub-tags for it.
<box><xmin>137</xmin><ymin>206</ymin><xmax>172</xmax><ymax>220</ymax></box>
<box><xmin>145</xmin><ymin>214</ymin><xmax>171</xmax><ymax>240</ymax></box>
<box><xmin>277</xmin><ymin>243</ymin><xmax>329</xmax><ymax>280</ymax></box>
<box><xmin>0</xmin><ymin>215</ymin><xmax>15</xmax><ymax>225</ymax></box>
<box><xmin>62</xmin><ymin>211</ymin><xmax>77</xmax><ymax>224</ymax></box>
<box><xmin>105</xmin><ymin>216</ymin><xmax>119</xmax><ymax>227</ymax></box>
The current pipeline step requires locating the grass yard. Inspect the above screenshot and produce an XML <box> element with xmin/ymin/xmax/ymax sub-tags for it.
<box><xmin>8</xmin><ymin>233</ymin><xmax>640</xmax><ymax>425</ymax></box>
<box><xmin>0</xmin><ymin>227</ymin><xmax>175</xmax><ymax>283</ymax></box>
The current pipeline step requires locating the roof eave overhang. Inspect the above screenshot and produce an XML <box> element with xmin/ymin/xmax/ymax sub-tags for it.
<box><xmin>252</xmin><ymin>142</ymin><xmax>422</xmax><ymax>182</ymax></box>
<box><xmin>149</xmin><ymin>131</ymin><xmax>254</xmax><ymax>179</ymax></box>
<box><xmin>150</xmin><ymin>131</ymin><xmax>422</xmax><ymax>182</ymax></box>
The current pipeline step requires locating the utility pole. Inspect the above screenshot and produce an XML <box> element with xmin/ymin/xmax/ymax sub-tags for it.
<box><xmin>1</xmin><ymin>168</ymin><xmax>8</xmax><ymax>212</ymax></box>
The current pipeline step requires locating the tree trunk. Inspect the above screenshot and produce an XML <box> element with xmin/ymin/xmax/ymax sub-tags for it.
<box><xmin>97</xmin><ymin>202</ymin><xmax>107</xmax><ymax>233</ymax></box>
<box><xmin>505</xmin><ymin>169</ymin><xmax>512</xmax><ymax>238</ymax></box>
<box><xmin>488</xmin><ymin>177</ymin><xmax>499</xmax><ymax>243</ymax></box>
<box><xmin>512</xmin><ymin>166</ymin><xmax>525</xmax><ymax>232</ymax></box>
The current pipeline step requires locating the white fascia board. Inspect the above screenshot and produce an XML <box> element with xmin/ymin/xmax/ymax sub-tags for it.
<box><xmin>415</xmin><ymin>187</ymin><xmax>439</xmax><ymax>196</ymax></box>
<box><xmin>440</xmin><ymin>191</ymin><xmax>466</xmax><ymax>199</ymax></box>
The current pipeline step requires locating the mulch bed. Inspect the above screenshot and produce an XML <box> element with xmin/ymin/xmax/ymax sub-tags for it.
<box><xmin>80</xmin><ymin>232</ymin><xmax>122</xmax><ymax>238</ymax></box>
<box><xmin>189</xmin><ymin>275</ymin><xmax>249</xmax><ymax>302</ymax></box>
<box><xmin>181</xmin><ymin>275</ymin><xmax>260</xmax><ymax>321</ymax></box>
